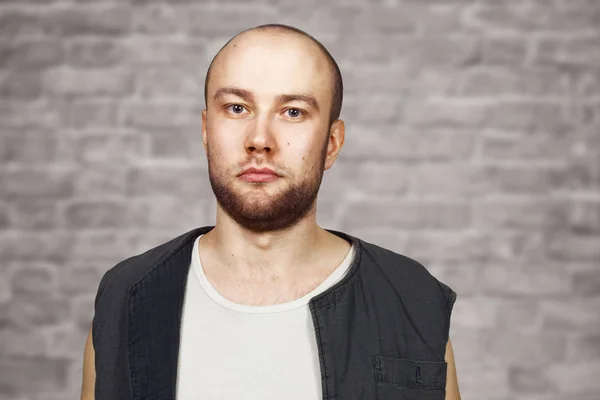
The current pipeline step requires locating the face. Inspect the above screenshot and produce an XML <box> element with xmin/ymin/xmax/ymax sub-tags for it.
<box><xmin>202</xmin><ymin>31</ymin><xmax>344</xmax><ymax>233</ymax></box>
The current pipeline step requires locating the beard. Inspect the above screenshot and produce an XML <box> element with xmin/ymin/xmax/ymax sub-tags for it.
<box><xmin>206</xmin><ymin>136</ymin><xmax>329</xmax><ymax>234</ymax></box>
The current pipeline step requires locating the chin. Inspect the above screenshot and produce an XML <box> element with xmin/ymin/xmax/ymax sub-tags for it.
<box><xmin>240</xmin><ymin>192</ymin><xmax>280</xmax><ymax>209</ymax></box>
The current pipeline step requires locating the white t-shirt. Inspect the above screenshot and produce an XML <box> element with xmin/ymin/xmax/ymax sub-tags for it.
<box><xmin>176</xmin><ymin>234</ymin><xmax>355</xmax><ymax>399</ymax></box>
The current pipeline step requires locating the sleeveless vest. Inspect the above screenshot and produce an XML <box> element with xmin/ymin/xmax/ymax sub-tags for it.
<box><xmin>93</xmin><ymin>225</ymin><xmax>457</xmax><ymax>400</ymax></box>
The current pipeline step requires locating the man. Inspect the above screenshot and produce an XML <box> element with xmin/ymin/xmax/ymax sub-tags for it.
<box><xmin>81</xmin><ymin>24</ymin><xmax>461</xmax><ymax>400</ymax></box>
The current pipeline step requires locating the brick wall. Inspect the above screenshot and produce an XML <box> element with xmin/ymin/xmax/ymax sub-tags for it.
<box><xmin>1</xmin><ymin>0</ymin><xmax>599</xmax><ymax>399</ymax></box>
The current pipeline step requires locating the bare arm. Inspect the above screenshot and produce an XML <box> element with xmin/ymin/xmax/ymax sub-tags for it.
<box><xmin>80</xmin><ymin>323</ymin><xmax>96</xmax><ymax>400</ymax></box>
<box><xmin>445</xmin><ymin>337</ymin><xmax>461</xmax><ymax>400</ymax></box>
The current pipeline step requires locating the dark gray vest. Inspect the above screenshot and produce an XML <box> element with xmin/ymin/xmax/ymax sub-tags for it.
<box><xmin>93</xmin><ymin>226</ymin><xmax>457</xmax><ymax>400</ymax></box>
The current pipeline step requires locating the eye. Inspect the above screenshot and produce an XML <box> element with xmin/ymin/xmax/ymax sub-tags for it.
<box><xmin>225</xmin><ymin>104</ymin><xmax>247</xmax><ymax>115</ymax></box>
<box><xmin>285</xmin><ymin>108</ymin><xmax>305</xmax><ymax>118</ymax></box>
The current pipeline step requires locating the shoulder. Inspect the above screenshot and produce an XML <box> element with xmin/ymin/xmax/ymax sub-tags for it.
<box><xmin>94</xmin><ymin>227</ymin><xmax>205</xmax><ymax>307</ymax></box>
<box><xmin>359</xmin><ymin>238</ymin><xmax>457</xmax><ymax>313</ymax></box>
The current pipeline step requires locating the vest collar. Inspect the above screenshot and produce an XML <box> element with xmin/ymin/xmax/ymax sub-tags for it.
<box><xmin>126</xmin><ymin>225</ymin><xmax>364</xmax><ymax>400</ymax></box>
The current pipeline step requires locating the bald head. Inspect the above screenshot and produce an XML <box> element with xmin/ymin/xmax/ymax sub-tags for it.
<box><xmin>203</xmin><ymin>24</ymin><xmax>343</xmax><ymax>126</ymax></box>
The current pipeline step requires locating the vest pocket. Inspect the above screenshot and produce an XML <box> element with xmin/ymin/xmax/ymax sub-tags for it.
<box><xmin>372</xmin><ymin>354</ymin><xmax>447</xmax><ymax>400</ymax></box>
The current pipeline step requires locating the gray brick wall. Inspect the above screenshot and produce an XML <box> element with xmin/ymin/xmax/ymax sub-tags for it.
<box><xmin>1</xmin><ymin>0</ymin><xmax>599</xmax><ymax>399</ymax></box>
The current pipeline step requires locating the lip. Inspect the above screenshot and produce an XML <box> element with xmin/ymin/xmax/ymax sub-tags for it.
<box><xmin>239</xmin><ymin>167</ymin><xmax>281</xmax><ymax>183</ymax></box>
<box><xmin>239</xmin><ymin>173</ymin><xmax>280</xmax><ymax>183</ymax></box>
<box><xmin>240</xmin><ymin>167</ymin><xmax>280</xmax><ymax>176</ymax></box>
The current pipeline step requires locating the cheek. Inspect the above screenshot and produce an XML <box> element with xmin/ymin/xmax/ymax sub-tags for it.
<box><xmin>207</xmin><ymin>121</ymin><xmax>239</xmax><ymax>154</ymax></box>
<box><xmin>290</xmin><ymin>142</ymin><xmax>325</xmax><ymax>172</ymax></box>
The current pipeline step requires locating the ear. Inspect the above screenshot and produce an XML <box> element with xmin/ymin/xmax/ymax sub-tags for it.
<box><xmin>201</xmin><ymin>108</ymin><xmax>208</xmax><ymax>155</ymax></box>
<box><xmin>324</xmin><ymin>119</ymin><xmax>345</xmax><ymax>171</ymax></box>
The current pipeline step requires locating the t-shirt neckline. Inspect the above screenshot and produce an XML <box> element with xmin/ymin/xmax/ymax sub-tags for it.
<box><xmin>191</xmin><ymin>234</ymin><xmax>355</xmax><ymax>314</ymax></box>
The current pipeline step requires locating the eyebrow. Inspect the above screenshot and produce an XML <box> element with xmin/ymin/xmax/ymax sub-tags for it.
<box><xmin>213</xmin><ymin>87</ymin><xmax>320</xmax><ymax>112</ymax></box>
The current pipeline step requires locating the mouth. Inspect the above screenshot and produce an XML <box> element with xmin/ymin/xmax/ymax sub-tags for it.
<box><xmin>238</xmin><ymin>167</ymin><xmax>282</xmax><ymax>183</ymax></box>
<box><xmin>239</xmin><ymin>172</ymin><xmax>280</xmax><ymax>183</ymax></box>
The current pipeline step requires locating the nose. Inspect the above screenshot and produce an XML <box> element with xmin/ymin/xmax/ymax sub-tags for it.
<box><xmin>245</xmin><ymin>115</ymin><xmax>276</xmax><ymax>155</ymax></box>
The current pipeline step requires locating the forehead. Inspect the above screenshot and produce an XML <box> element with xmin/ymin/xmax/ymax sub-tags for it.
<box><xmin>208</xmin><ymin>31</ymin><xmax>332</xmax><ymax>104</ymax></box>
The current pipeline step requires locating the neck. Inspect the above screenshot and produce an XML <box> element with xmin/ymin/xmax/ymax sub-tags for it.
<box><xmin>200</xmin><ymin>207</ymin><xmax>330</xmax><ymax>280</ymax></box>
